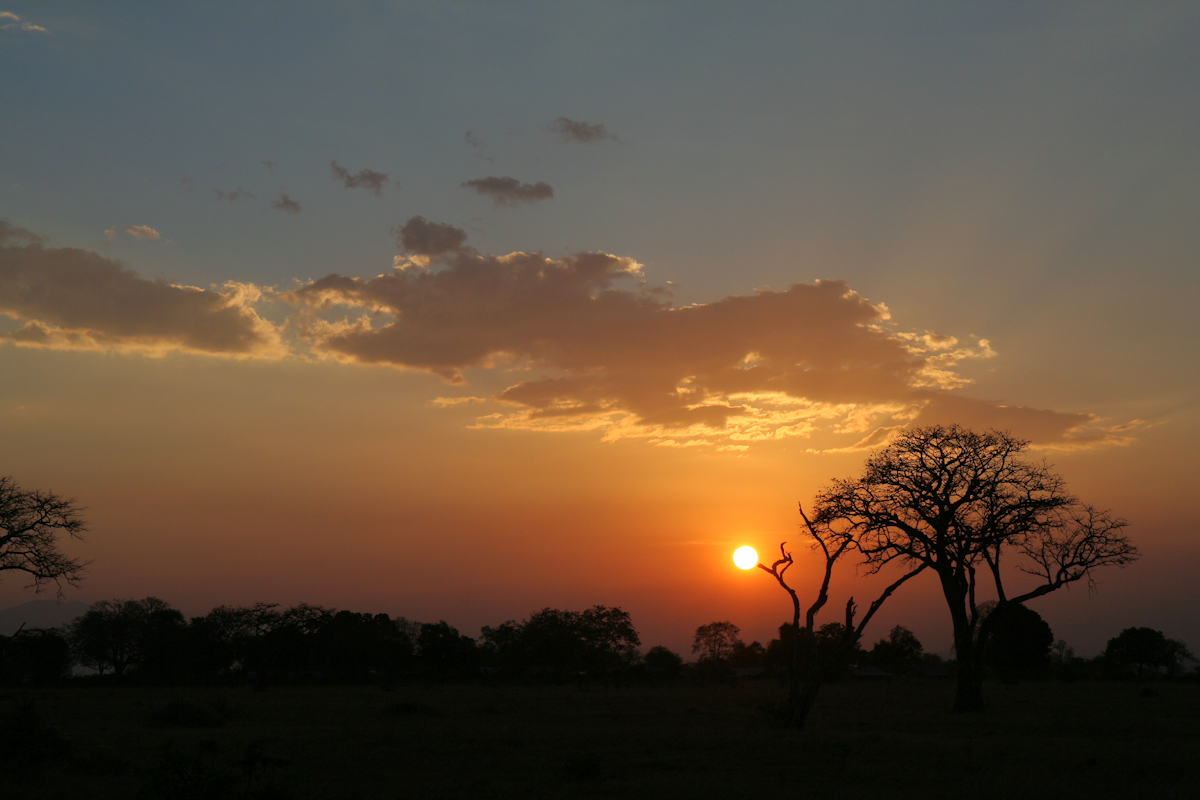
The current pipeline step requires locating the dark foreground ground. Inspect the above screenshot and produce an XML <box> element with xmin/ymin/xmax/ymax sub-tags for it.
<box><xmin>3</xmin><ymin>677</ymin><xmax>1197</xmax><ymax>799</ymax></box>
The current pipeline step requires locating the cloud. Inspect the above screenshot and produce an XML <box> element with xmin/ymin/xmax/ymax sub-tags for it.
<box><xmin>0</xmin><ymin>231</ymin><xmax>283</xmax><ymax>357</ymax></box>
<box><xmin>0</xmin><ymin>11</ymin><xmax>48</xmax><ymax>33</ymax></box>
<box><xmin>461</xmin><ymin>176</ymin><xmax>554</xmax><ymax>207</ymax></box>
<box><xmin>103</xmin><ymin>225</ymin><xmax>162</xmax><ymax>243</ymax></box>
<box><xmin>0</xmin><ymin>221</ymin><xmax>47</xmax><ymax>245</ymax></box>
<box><xmin>279</xmin><ymin>250</ymin><xmax>1005</xmax><ymax>443</ymax></box>
<box><xmin>271</xmin><ymin>194</ymin><xmax>302</xmax><ymax>214</ymax></box>
<box><xmin>330</xmin><ymin>161</ymin><xmax>390</xmax><ymax>195</ymax></box>
<box><xmin>901</xmin><ymin>393</ymin><xmax>1136</xmax><ymax>451</ymax></box>
<box><xmin>215</xmin><ymin>187</ymin><xmax>256</xmax><ymax>202</ymax></box>
<box><xmin>549</xmin><ymin>117</ymin><xmax>620</xmax><ymax>144</ymax></box>
<box><xmin>392</xmin><ymin>216</ymin><xmax>468</xmax><ymax>261</ymax></box>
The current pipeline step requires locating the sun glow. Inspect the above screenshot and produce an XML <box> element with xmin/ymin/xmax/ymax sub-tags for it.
<box><xmin>732</xmin><ymin>545</ymin><xmax>758</xmax><ymax>570</ymax></box>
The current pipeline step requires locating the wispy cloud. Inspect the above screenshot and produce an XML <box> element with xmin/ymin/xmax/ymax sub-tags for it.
<box><xmin>549</xmin><ymin>117</ymin><xmax>620</xmax><ymax>144</ymax></box>
<box><xmin>0</xmin><ymin>11</ymin><xmax>48</xmax><ymax>33</ymax></box>
<box><xmin>103</xmin><ymin>225</ymin><xmax>162</xmax><ymax>243</ymax></box>
<box><xmin>215</xmin><ymin>187</ymin><xmax>256</xmax><ymax>202</ymax></box>
<box><xmin>461</xmin><ymin>176</ymin><xmax>553</xmax><ymax>207</ymax></box>
<box><xmin>463</xmin><ymin>130</ymin><xmax>494</xmax><ymax>162</ymax></box>
<box><xmin>330</xmin><ymin>161</ymin><xmax>390</xmax><ymax>195</ymax></box>
<box><xmin>0</xmin><ymin>228</ymin><xmax>283</xmax><ymax>357</ymax></box>
<box><xmin>0</xmin><ymin>221</ymin><xmax>46</xmax><ymax>245</ymax></box>
<box><xmin>270</xmin><ymin>194</ymin><xmax>302</xmax><ymax>214</ymax></box>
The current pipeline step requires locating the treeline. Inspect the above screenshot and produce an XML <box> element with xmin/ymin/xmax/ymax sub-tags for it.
<box><xmin>0</xmin><ymin>596</ymin><xmax>1193</xmax><ymax>687</ymax></box>
<box><xmin>693</xmin><ymin>611</ymin><xmax>1197</xmax><ymax>683</ymax></box>
<box><xmin>0</xmin><ymin>599</ymin><xmax>643</xmax><ymax>686</ymax></box>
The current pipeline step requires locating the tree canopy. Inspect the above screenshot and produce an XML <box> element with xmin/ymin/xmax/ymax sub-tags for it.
<box><xmin>0</xmin><ymin>476</ymin><xmax>87</xmax><ymax>591</ymax></box>
<box><xmin>1104</xmin><ymin>627</ymin><xmax>1195</xmax><ymax>678</ymax></box>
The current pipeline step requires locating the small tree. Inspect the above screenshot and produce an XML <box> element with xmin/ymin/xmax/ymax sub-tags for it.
<box><xmin>1104</xmin><ymin>627</ymin><xmax>1194</xmax><ymax>678</ymax></box>
<box><xmin>68</xmin><ymin>597</ymin><xmax>183</xmax><ymax>677</ymax></box>
<box><xmin>692</xmin><ymin>621</ymin><xmax>742</xmax><ymax>664</ymax></box>
<box><xmin>0</xmin><ymin>476</ymin><xmax>88</xmax><ymax>592</ymax></box>
<box><xmin>643</xmin><ymin>645</ymin><xmax>683</xmax><ymax>678</ymax></box>
<box><xmin>753</xmin><ymin>517</ymin><xmax>925</xmax><ymax>729</ymax></box>
<box><xmin>868</xmin><ymin>626</ymin><xmax>924</xmax><ymax>675</ymax></box>
<box><xmin>983</xmin><ymin>603</ymin><xmax>1053</xmax><ymax>680</ymax></box>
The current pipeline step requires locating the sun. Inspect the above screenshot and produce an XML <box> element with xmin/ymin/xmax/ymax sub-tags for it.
<box><xmin>732</xmin><ymin>545</ymin><xmax>758</xmax><ymax>570</ymax></box>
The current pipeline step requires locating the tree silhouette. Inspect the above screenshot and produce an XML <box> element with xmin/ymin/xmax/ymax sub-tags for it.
<box><xmin>868</xmin><ymin>625</ymin><xmax>924</xmax><ymax>675</ymax></box>
<box><xmin>480</xmin><ymin>606</ymin><xmax>640</xmax><ymax>680</ymax></box>
<box><xmin>753</xmin><ymin>507</ymin><xmax>925</xmax><ymax>728</ymax></box>
<box><xmin>0</xmin><ymin>476</ymin><xmax>87</xmax><ymax>592</ymax></box>
<box><xmin>1104</xmin><ymin>627</ymin><xmax>1194</xmax><ymax>678</ymax></box>
<box><xmin>642</xmin><ymin>645</ymin><xmax>683</xmax><ymax>679</ymax></box>
<box><xmin>691</xmin><ymin>621</ymin><xmax>741</xmax><ymax>664</ymax></box>
<box><xmin>812</xmin><ymin>425</ymin><xmax>1137</xmax><ymax>712</ymax></box>
<box><xmin>67</xmin><ymin>597</ymin><xmax>183</xmax><ymax>677</ymax></box>
<box><xmin>983</xmin><ymin>603</ymin><xmax>1053</xmax><ymax>681</ymax></box>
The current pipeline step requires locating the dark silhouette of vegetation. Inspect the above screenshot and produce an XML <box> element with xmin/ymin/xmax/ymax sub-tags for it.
<box><xmin>417</xmin><ymin>620</ymin><xmax>478</xmax><ymax>680</ymax></box>
<box><xmin>67</xmin><ymin>597</ymin><xmax>184</xmax><ymax>677</ymax></box>
<box><xmin>752</xmin><ymin>505</ymin><xmax>926</xmax><ymax>729</ymax></box>
<box><xmin>691</xmin><ymin>621</ymin><xmax>741</xmax><ymax>664</ymax></box>
<box><xmin>480</xmin><ymin>606</ymin><xmax>639</xmax><ymax>681</ymax></box>
<box><xmin>1104</xmin><ymin>627</ymin><xmax>1195</xmax><ymax>678</ymax></box>
<box><xmin>812</xmin><ymin>424</ymin><xmax>1138</xmax><ymax>712</ymax></box>
<box><xmin>642</xmin><ymin>645</ymin><xmax>683</xmax><ymax>679</ymax></box>
<box><xmin>866</xmin><ymin>625</ymin><xmax>924</xmax><ymax>675</ymax></box>
<box><xmin>0</xmin><ymin>475</ymin><xmax>88</xmax><ymax>592</ymax></box>
<box><xmin>0</xmin><ymin>625</ymin><xmax>71</xmax><ymax>685</ymax></box>
<box><xmin>982</xmin><ymin>602</ymin><xmax>1054</xmax><ymax>681</ymax></box>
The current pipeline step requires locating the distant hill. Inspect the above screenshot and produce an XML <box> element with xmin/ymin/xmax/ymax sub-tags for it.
<box><xmin>0</xmin><ymin>599</ymin><xmax>91</xmax><ymax>635</ymax></box>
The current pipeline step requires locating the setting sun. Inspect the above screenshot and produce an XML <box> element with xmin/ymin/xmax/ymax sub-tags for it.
<box><xmin>733</xmin><ymin>546</ymin><xmax>758</xmax><ymax>570</ymax></box>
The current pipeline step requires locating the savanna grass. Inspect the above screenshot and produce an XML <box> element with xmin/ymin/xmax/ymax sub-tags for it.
<box><xmin>1</xmin><ymin>677</ymin><xmax>1196</xmax><ymax>799</ymax></box>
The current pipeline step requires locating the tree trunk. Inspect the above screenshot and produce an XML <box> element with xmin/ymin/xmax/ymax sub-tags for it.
<box><xmin>952</xmin><ymin>626</ymin><xmax>986</xmax><ymax>712</ymax></box>
<box><xmin>942</xmin><ymin>576</ymin><xmax>986</xmax><ymax>713</ymax></box>
<box><xmin>787</xmin><ymin>674</ymin><xmax>823</xmax><ymax>730</ymax></box>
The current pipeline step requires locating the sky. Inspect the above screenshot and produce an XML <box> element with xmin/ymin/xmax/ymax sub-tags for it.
<box><xmin>2</xmin><ymin>1</ymin><xmax>1198</xmax><ymax>659</ymax></box>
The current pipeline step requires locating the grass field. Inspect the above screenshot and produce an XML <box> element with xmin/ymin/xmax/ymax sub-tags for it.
<box><xmin>3</xmin><ymin>677</ymin><xmax>1197</xmax><ymax>799</ymax></box>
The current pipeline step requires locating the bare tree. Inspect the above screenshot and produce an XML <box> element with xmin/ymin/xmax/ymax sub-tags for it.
<box><xmin>0</xmin><ymin>475</ymin><xmax>87</xmax><ymax>591</ymax></box>
<box><xmin>756</xmin><ymin>506</ymin><xmax>924</xmax><ymax>729</ymax></box>
<box><xmin>812</xmin><ymin>424</ymin><xmax>1137</xmax><ymax>712</ymax></box>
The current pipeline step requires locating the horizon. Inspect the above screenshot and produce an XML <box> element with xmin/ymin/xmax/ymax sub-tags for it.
<box><xmin>2</xmin><ymin>2</ymin><xmax>1197</xmax><ymax>665</ymax></box>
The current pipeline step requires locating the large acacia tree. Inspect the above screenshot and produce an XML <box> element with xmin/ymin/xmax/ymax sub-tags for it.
<box><xmin>812</xmin><ymin>424</ymin><xmax>1137</xmax><ymax>712</ymax></box>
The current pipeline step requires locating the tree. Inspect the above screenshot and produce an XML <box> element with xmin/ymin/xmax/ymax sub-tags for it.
<box><xmin>692</xmin><ymin>621</ymin><xmax>741</xmax><ymax>664</ymax></box>
<box><xmin>416</xmin><ymin>621</ymin><xmax>477</xmax><ymax>679</ymax></box>
<box><xmin>67</xmin><ymin>597</ymin><xmax>184</xmax><ymax>677</ymax></box>
<box><xmin>480</xmin><ymin>606</ymin><xmax>640</xmax><ymax>679</ymax></box>
<box><xmin>752</xmin><ymin>504</ymin><xmax>926</xmax><ymax>729</ymax></box>
<box><xmin>983</xmin><ymin>603</ymin><xmax>1053</xmax><ymax>680</ymax></box>
<box><xmin>0</xmin><ymin>626</ymin><xmax>72</xmax><ymax>685</ymax></box>
<box><xmin>1104</xmin><ymin>627</ymin><xmax>1194</xmax><ymax>678</ymax></box>
<box><xmin>0</xmin><ymin>476</ymin><xmax>87</xmax><ymax>591</ymax></box>
<box><xmin>813</xmin><ymin>424</ymin><xmax>1137</xmax><ymax>712</ymax></box>
<box><xmin>643</xmin><ymin>645</ymin><xmax>683</xmax><ymax>678</ymax></box>
<box><xmin>868</xmin><ymin>625</ymin><xmax>924</xmax><ymax>675</ymax></box>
